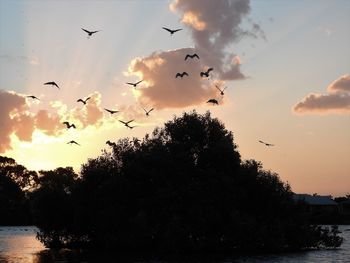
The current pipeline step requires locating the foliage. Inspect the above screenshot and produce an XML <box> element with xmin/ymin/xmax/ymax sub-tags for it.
<box><xmin>2</xmin><ymin>111</ymin><xmax>344</xmax><ymax>251</ymax></box>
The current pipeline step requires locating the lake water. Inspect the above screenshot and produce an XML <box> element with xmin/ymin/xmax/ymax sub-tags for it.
<box><xmin>0</xmin><ymin>225</ymin><xmax>349</xmax><ymax>262</ymax></box>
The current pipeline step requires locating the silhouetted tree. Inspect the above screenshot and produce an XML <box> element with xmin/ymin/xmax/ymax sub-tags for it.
<box><xmin>32</xmin><ymin>111</ymin><xmax>343</xmax><ymax>251</ymax></box>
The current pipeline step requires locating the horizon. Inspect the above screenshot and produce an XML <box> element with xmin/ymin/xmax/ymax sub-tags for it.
<box><xmin>0</xmin><ymin>0</ymin><xmax>349</xmax><ymax>196</ymax></box>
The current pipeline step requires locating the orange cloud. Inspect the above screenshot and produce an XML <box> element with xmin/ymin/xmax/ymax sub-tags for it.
<box><xmin>128</xmin><ymin>48</ymin><xmax>217</xmax><ymax>109</ymax></box>
<box><xmin>293</xmin><ymin>74</ymin><xmax>350</xmax><ymax>115</ymax></box>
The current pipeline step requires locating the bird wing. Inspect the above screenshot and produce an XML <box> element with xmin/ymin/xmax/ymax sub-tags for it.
<box><xmin>183</xmin><ymin>72</ymin><xmax>189</xmax><ymax>76</ymax></box>
<box><xmin>126</xmin><ymin>120</ymin><xmax>134</xmax><ymax>124</ymax></box>
<box><xmin>173</xmin><ymin>29</ymin><xmax>182</xmax><ymax>33</ymax></box>
<box><xmin>184</xmin><ymin>55</ymin><xmax>190</xmax><ymax>60</ymax></box>
<box><xmin>135</xmin><ymin>80</ymin><xmax>143</xmax><ymax>85</ymax></box>
<box><xmin>175</xmin><ymin>73</ymin><xmax>181</xmax><ymax>78</ymax></box>
<box><xmin>104</xmin><ymin>108</ymin><xmax>111</xmax><ymax>113</ymax></box>
<box><xmin>91</xmin><ymin>30</ymin><xmax>100</xmax><ymax>34</ymax></box>
<box><xmin>73</xmin><ymin>141</ymin><xmax>80</xmax><ymax>146</ymax></box>
<box><xmin>207</xmin><ymin>68</ymin><xmax>214</xmax><ymax>73</ymax></box>
<box><xmin>194</xmin><ymin>54</ymin><xmax>200</xmax><ymax>59</ymax></box>
<box><xmin>77</xmin><ymin>99</ymin><xmax>83</xmax><ymax>103</ymax></box>
<box><xmin>119</xmin><ymin>120</ymin><xmax>127</xmax><ymax>125</ymax></box>
<box><xmin>148</xmin><ymin>108</ymin><xmax>154</xmax><ymax>113</ymax></box>
<box><xmin>200</xmin><ymin>72</ymin><xmax>205</xmax><ymax>77</ymax></box>
<box><xmin>85</xmin><ymin>97</ymin><xmax>91</xmax><ymax>102</ymax></box>
<box><xmin>43</xmin><ymin>82</ymin><xmax>52</xmax><ymax>85</ymax></box>
<box><xmin>162</xmin><ymin>27</ymin><xmax>172</xmax><ymax>33</ymax></box>
<box><xmin>53</xmin><ymin>82</ymin><xmax>60</xmax><ymax>89</ymax></box>
<box><xmin>126</xmin><ymin>82</ymin><xmax>134</xmax><ymax>86</ymax></box>
<box><xmin>71</xmin><ymin>124</ymin><xmax>76</xmax><ymax>129</ymax></box>
<box><xmin>81</xmin><ymin>28</ymin><xmax>91</xmax><ymax>34</ymax></box>
<box><xmin>62</xmin><ymin>122</ymin><xmax>69</xmax><ymax>127</ymax></box>
<box><xmin>259</xmin><ymin>140</ymin><xmax>266</xmax><ymax>145</ymax></box>
<box><xmin>215</xmin><ymin>85</ymin><xmax>222</xmax><ymax>92</ymax></box>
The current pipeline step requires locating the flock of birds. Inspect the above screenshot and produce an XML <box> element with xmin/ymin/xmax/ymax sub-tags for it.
<box><xmin>25</xmin><ymin>26</ymin><xmax>274</xmax><ymax>148</ymax></box>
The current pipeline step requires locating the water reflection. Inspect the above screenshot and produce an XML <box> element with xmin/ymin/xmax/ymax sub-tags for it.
<box><xmin>0</xmin><ymin>226</ymin><xmax>349</xmax><ymax>263</ymax></box>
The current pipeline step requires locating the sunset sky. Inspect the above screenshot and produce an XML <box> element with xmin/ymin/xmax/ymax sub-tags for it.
<box><xmin>0</xmin><ymin>0</ymin><xmax>349</xmax><ymax>196</ymax></box>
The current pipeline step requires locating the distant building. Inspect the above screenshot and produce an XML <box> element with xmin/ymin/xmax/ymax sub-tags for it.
<box><xmin>293</xmin><ymin>194</ymin><xmax>339</xmax><ymax>213</ymax></box>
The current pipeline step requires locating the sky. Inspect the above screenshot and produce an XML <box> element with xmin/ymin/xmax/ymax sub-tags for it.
<box><xmin>0</xmin><ymin>0</ymin><xmax>349</xmax><ymax>196</ymax></box>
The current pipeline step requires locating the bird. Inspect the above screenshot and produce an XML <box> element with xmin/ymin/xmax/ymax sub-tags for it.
<box><xmin>44</xmin><ymin>81</ymin><xmax>60</xmax><ymax>89</ymax></box>
<box><xmin>142</xmin><ymin>107</ymin><xmax>154</xmax><ymax>116</ymax></box>
<box><xmin>81</xmin><ymin>28</ymin><xmax>100</xmax><ymax>38</ymax></box>
<box><xmin>104</xmin><ymin>108</ymin><xmax>119</xmax><ymax>115</ymax></box>
<box><xmin>127</xmin><ymin>125</ymin><xmax>137</xmax><ymax>129</ymax></box>
<box><xmin>207</xmin><ymin>99</ymin><xmax>219</xmax><ymax>105</ymax></box>
<box><xmin>259</xmin><ymin>140</ymin><xmax>274</xmax><ymax>147</ymax></box>
<box><xmin>106</xmin><ymin>140</ymin><xmax>117</xmax><ymax>147</ymax></box>
<box><xmin>162</xmin><ymin>27</ymin><xmax>182</xmax><ymax>35</ymax></box>
<box><xmin>119</xmin><ymin>119</ymin><xmax>134</xmax><ymax>128</ymax></box>
<box><xmin>215</xmin><ymin>85</ymin><xmax>227</xmax><ymax>96</ymax></box>
<box><xmin>185</xmin><ymin>53</ymin><xmax>200</xmax><ymax>60</ymax></box>
<box><xmin>67</xmin><ymin>140</ymin><xmax>80</xmax><ymax>146</ymax></box>
<box><xmin>175</xmin><ymin>72</ymin><xmax>189</xmax><ymax>78</ymax></box>
<box><xmin>26</xmin><ymin>95</ymin><xmax>39</xmax><ymax>100</ymax></box>
<box><xmin>77</xmin><ymin>97</ymin><xmax>91</xmax><ymax>105</ymax></box>
<box><xmin>126</xmin><ymin>80</ymin><xmax>143</xmax><ymax>88</ymax></box>
<box><xmin>62</xmin><ymin>122</ymin><xmax>76</xmax><ymax>129</ymax></box>
<box><xmin>200</xmin><ymin>68</ymin><xmax>214</xmax><ymax>78</ymax></box>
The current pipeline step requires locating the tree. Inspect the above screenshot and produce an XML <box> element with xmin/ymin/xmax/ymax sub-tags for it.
<box><xmin>33</xmin><ymin>111</ymin><xmax>343</xmax><ymax>251</ymax></box>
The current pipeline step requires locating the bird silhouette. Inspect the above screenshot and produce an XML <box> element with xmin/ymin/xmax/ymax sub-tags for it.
<box><xmin>63</xmin><ymin>122</ymin><xmax>76</xmax><ymax>129</ymax></box>
<box><xmin>215</xmin><ymin>85</ymin><xmax>227</xmax><ymax>96</ymax></box>
<box><xmin>26</xmin><ymin>95</ymin><xmax>39</xmax><ymax>100</ymax></box>
<box><xmin>142</xmin><ymin>107</ymin><xmax>154</xmax><ymax>116</ymax></box>
<box><xmin>44</xmin><ymin>81</ymin><xmax>60</xmax><ymax>89</ymax></box>
<box><xmin>81</xmin><ymin>28</ymin><xmax>100</xmax><ymax>38</ymax></box>
<box><xmin>162</xmin><ymin>27</ymin><xmax>182</xmax><ymax>35</ymax></box>
<box><xmin>119</xmin><ymin>119</ymin><xmax>134</xmax><ymax>128</ymax></box>
<box><xmin>127</xmin><ymin>125</ymin><xmax>137</xmax><ymax>129</ymax></box>
<box><xmin>106</xmin><ymin>140</ymin><xmax>117</xmax><ymax>147</ymax></box>
<box><xmin>67</xmin><ymin>140</ymin><xmax>80</xmax><ymax>146</ymax></box>
<box><xmin>259</xmin><ymin>140</ymin><xmax>274</xmax><ymax>147</ymax></box>
<box><xmin>77</xmin><ymin>97</ymin><xmax>91</xmax><ymax>105</ymax></box>
<box><xmin>126</xmin><ymin>80</ymin><xmax>143</xmax><ymax>88</ymax></box>
<box><xmin>200</xmin><ymin>68</ymin><xmax>214</xmax><ymax>78</ymax></box>
<box><xmin>207</xmin><ymin>99</ymin><xmax>219</xmax><ymax>105</ymax></box>
<box><xmin>104</xmin><ymin>108</ymin><xmax>119</xmax><ymax>115</ymax></box>
<box><xmin>175</xmin><ymin>72</ymin><xmax>189</xmax><ymax>78</ymax></box>
<box><xmin>185</xmin><ymin>53</ymin><xmax>200</xmax><ymax>60</ymax></box>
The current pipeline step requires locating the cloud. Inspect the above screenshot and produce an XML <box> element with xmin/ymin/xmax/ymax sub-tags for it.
<box><xmin>127</xmin><ymin>0</ymin><xmax>260</xmax><ymax>109</ymax></box>
<box><xmin>293</xmin><ymin>74</ymin><xmax>350</xmax><ymax>114</ymax></box>
<box><xmin>170</xmin><ymin>0</ymin><xmax>256</xmax><ymax>80</ymax></box>
<box><xmin>0</xmin><ymin>89</ymin><xmax>106</xmax><ymax>153</ymax></box>
<box><xmin>128</xmin><ymin>48</ymin><xmax>217</xmax><ymax>109</ymax></box>
<box><xmin>70</xmin><ymin>92</ymin><xmax>104</xmax><ymax>128</ymax></box>
<box><xmin>327</xmin><ymin>74</ymin><xmax>350</xmax><ymax>93</ymax></box>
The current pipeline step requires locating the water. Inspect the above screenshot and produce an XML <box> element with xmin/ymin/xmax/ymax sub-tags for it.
<box><xmin>0</xmin><ymin>225</ymin><xmax>349</xmax><ymax>263</ymax></box>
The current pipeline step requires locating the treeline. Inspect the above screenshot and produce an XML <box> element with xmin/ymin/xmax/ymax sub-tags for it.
<box><xmin>0</xmin><ymin>111</ymin><xmax>344</xmax><ymax>252</ymax></box>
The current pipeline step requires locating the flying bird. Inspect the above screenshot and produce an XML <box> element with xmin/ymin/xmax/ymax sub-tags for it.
<box><xmin>207</xmin><ymin>99</ymin><xmax>219</xmax><ymax>105</ymax></box>
<box><xmin>81</xmin><ymin>28</ymin><xmax>100</xmax><ymax>38</ymax></box>
<box><xmin>62</xmin><ymin>122</ymin><xmax>76</xmax><ymax>129</ymax></box>
<box><xmin>259</xmin><ymin>140</ymin><xmax>274</xmax><ymax>147</ymax></box>
<box><xmin>175</xmin><ymin>72</ymin><xmax>189</xmax><ymax>78</ymax></box>
<box><xmin>200</xmin><ymin>68</ymin><xmax>214</xmax><ymax>78</ymax></box>
<box><xmin>106</xmin><ymin>140</ymin><xmax>117</xmax><ymax>147</ymax></box>
<box><xmin>67</xmin><ymin>140</ymin><xmax>80</xmax><ymax>146</ymax></box>
<box><xmin>104</xmin><ymin>108</ymin><xmax>119</xmax><ymax>115</ymax></box>
<box><xmin>142</xmin><ymin>107</ymin><xmax>154</xmax><ymax>116</ymax></box>
<box><xmin>119</xmin><ymin>119</ymin><xmax>134</xmax><ymax>128</ymax></box>
<box><xmin>185</xmin><ymin>53</ymin><xmax>200</xmax><ymax>60</ymax></box>
<box><xmin>44</xmin><ymin>81</ymin><xmax>60</xmax><ymax>89</ymax></box>
<box><xmin>215</xmin><ymin>85</ymin><xmax>227</xmax><ymax>96</ymax></box>
<box><xmin>126</xmin><ymin>80</ymin><xmax>143</xmax><ymax>88</ymax></box>
<box><xmin>77</xmin><ymin>97</ymin><xmax>91</xmax><ymax>105</ymax></box>
<box><xmin>26</xmin><ymin>95</ymin><xmax>39</xmax><ymax>100</ymax></box>
<box><xmin>162</xmin><ymin>27</ymin><xmax>182</xmax><ymax>35</ymax></box>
